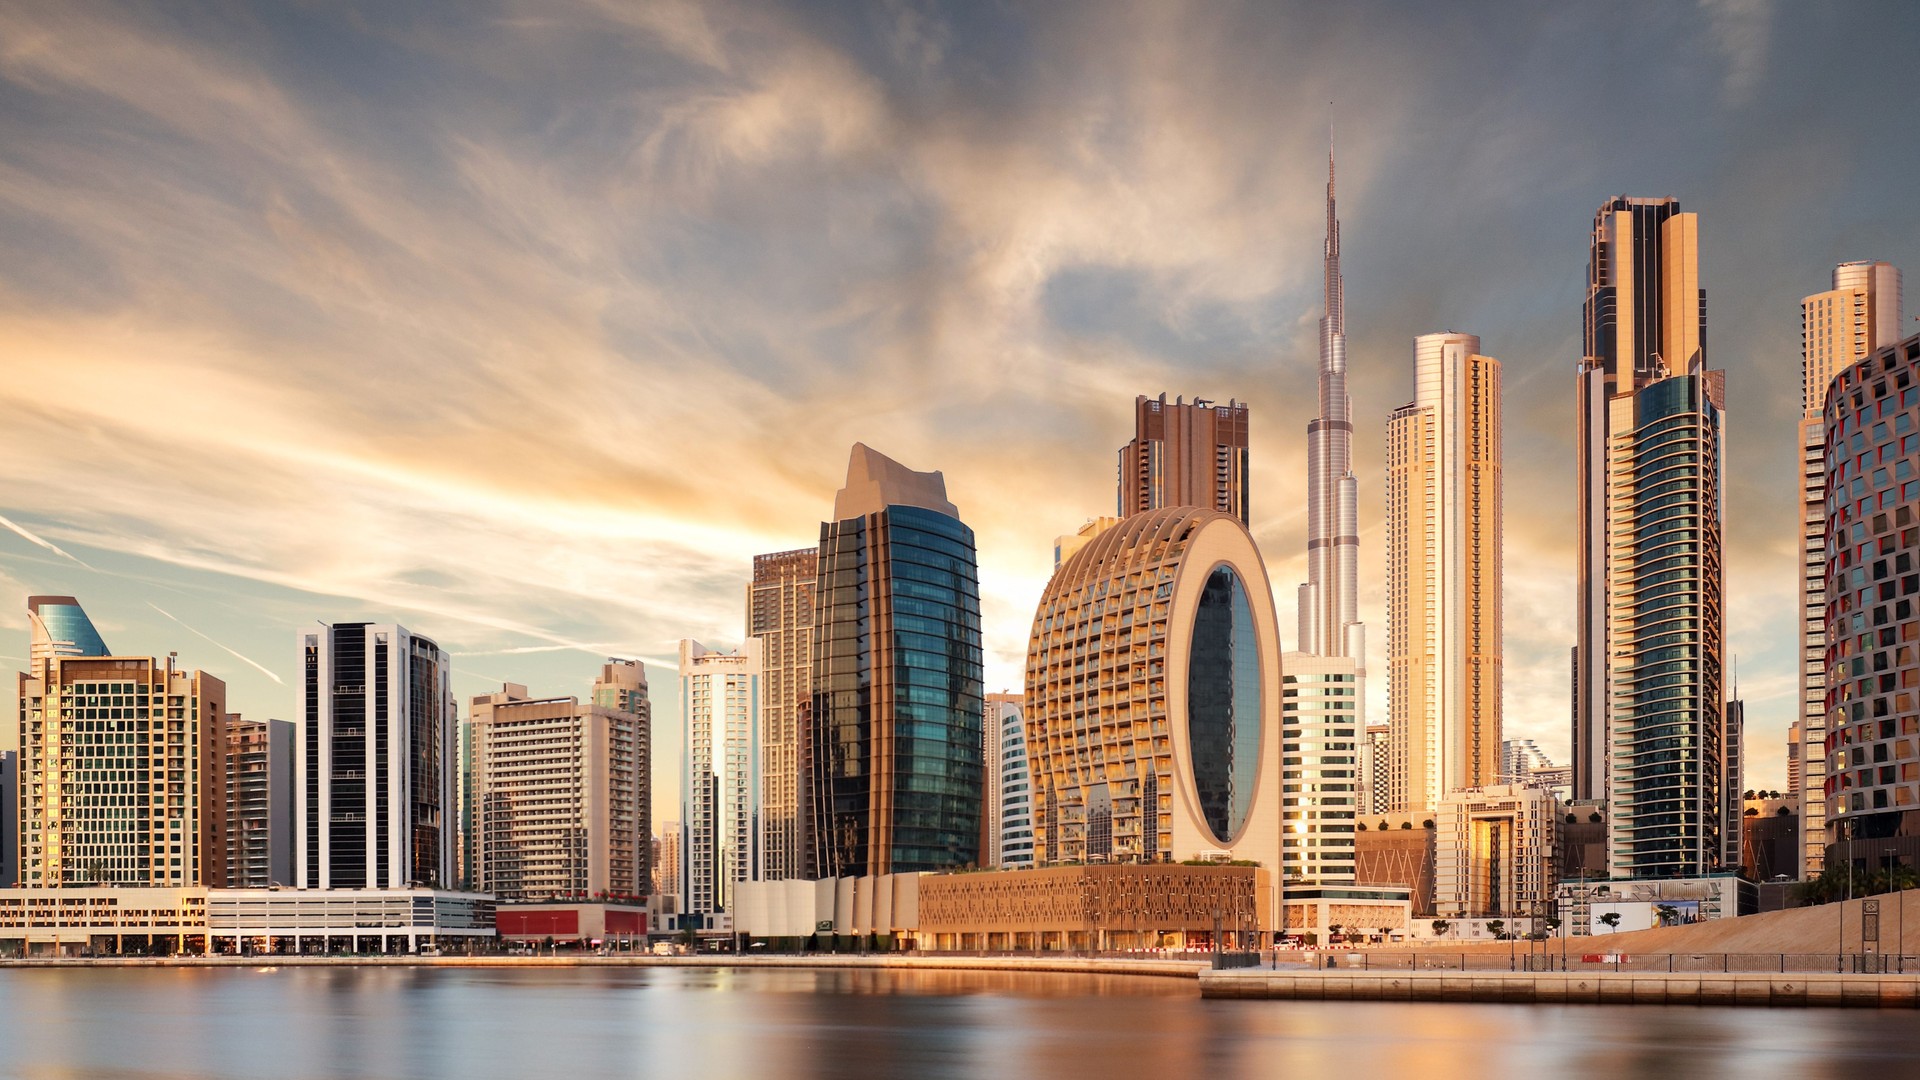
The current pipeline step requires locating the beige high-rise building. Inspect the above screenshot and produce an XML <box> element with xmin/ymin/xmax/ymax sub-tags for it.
<box><xmin>746</xmin><ymin>548</ymin><xmax>814</xmax><ymax>882</ymax></box>
<box><xmin>1574</xmin><ymin>198</ymin><xmax>1705</xmax><ymax>804</ymax></box>
<box><xmin>1434</xmin><ymin>784</ymin><xmax>1557</xmax><ymax>920</ymax></box>
<box><xmin>1117</xmin><ymin>394</ymin><xmax>1250</xmax><ymax>523</ymax></box>
<box><xmin>467</xmin><ymin>664</ymin><xmax>650</xmax><ymax>902</ymax></box>
<box><xmin>1387</xmin><ymin>333</ymin><xmax>1502</xmax><ymax>813</ymax></box>
<box><xmin>1796</xmin><ymin>260</ymin><xmax>1902</xmax><ymax>877</ymax></box>
<box><xmin>17</xmin><ymin>597</ymin><xmax>227</xmax><ymax>888</ymax></box>
<box><xmin>220</xmin><ymin>715</ymin><xmax>292</xmax><ymax>888</ymax></box>
<box><xmin>592</xmin><ymin>659</ymin><xmax>652</xmax><ymax>894</ymax></box>
<box><xmin>655</xmin><ymin>820</ymin><xmax>681</xmax><ymax>898</ymax></box>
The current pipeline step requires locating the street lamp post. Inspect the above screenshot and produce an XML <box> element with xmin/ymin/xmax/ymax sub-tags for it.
<box><xmin>1890</xmin><ymin>848</ymin><xmax>1903</xmax><ymax>974</ymax></box>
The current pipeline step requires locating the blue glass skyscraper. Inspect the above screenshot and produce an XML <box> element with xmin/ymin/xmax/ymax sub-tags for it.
<box><xmin>809</xmin><ymin>444</ymin><xmax>983</xmax><ymax>877</ymax></box>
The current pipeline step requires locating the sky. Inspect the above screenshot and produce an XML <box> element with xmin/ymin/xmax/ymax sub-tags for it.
<box><xmin>2</xmin><ymin>0</ymin><xmax>1919</xmax><ymax>827</ymax></box>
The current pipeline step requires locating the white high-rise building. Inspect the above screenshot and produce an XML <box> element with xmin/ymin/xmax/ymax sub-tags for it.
<box><xmin>297</xmin><ymin>622</ymin><xmax>455</xmax><ymax>890</ymax></box>
<box><xmin>1795</xmin><ymin>260</ymin><xmax>1901</xmax><ymax>878</ymax></box>
<box><xmin>983</xmin><ymin>693</ymin><xmax>1035</xmax><ymax>868</ymax></box>
<box><xmin>1281</xmin><ymin>652</ymin><xmax>1361</xmax><ymax>885</ymax></box>
<box><xmin>678</xmin><ymin>639</ymin><xmax>761</xmax><ymax>930</ymax></box>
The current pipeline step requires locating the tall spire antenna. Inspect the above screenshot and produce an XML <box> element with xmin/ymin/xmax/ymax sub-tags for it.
<box><xmin>1300</xmin><ymin>102</ymin><xmax>1362</xmax><ymax>678</ymax></box>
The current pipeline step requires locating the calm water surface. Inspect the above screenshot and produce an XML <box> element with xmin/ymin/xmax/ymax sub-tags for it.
<box><xmin>1</xmin><ymin>966</ymin><xmax>1917</xmax><ymax>1080</ymax></box>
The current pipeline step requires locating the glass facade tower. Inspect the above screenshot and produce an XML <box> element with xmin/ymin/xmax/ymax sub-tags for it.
<box><xmin>809</xmin><ymin>445</ymin><xmax>983</xmax><ymax>877</ymax></box>
<box><xmin>1604</xmin><ymin>369</ymin><xmax>1730</xmax><ymax>878</ymax></box>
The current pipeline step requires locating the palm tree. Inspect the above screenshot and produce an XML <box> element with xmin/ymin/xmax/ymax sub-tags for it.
<box><xmin>1598</xmin><ymin>912</ymin><xmax>1622</xmax><ymax>933</ymax></box>
<box><xmin>1487</xmin><ymin>919</ymin><xmax>1506</xmax><ymax>940</ymax></box>
<box><xmin>1431</xmin><ymin>919</ymin><xmax>1451</xmax><ymax>938</ymax></box>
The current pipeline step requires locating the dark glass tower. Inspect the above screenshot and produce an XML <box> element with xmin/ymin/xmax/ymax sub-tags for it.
<box><xmin>809</xmin><ymin>444</ymin><xmax>983</xmax><ymax>877</ymax></box>
<box><xmin>296</xmin><ymin>622</ymin><xmax>453</xmax><ymax>889</ymax></box>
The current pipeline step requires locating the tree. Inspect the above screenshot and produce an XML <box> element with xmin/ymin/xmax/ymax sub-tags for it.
<box><xmin>1598</xmin><ymin>912</ymin><xmax>1622</xmax><ymax>933</ymax></box>
<box><xmin>1328</xmin><ymin>924</ymin><xmax>1344</xmax><ymax>942</ymax></box>
<box><xmin>1654</xmin><ymin>904</ymin><xmax>1681</xmax><ymax>927</ymax></box>
<box><xmin>1487</xmin><ymin>919</ymin><xmax>1506</xmax><ymax>940</ymax></box>
<box><xmin>1431</xmin><ymin>919</ymin><xmax>1451</xmax><ymax>938</ymax></box>
<box><xmin>1545</xmin><ymin>916</ymin><xmax>1562</xmax><ymax>935</ymax></box>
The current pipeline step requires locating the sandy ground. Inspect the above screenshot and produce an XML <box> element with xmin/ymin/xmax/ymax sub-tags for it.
<box><xmin>1402</xmin><ymin>891</ymin><xmax>1917</xmax><ymax>955</ymax></box>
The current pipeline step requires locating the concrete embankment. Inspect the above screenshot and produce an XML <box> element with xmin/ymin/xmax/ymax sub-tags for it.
<box><xmin>0</xmin><ymin>954</ymin><xmax>1209</xmax><ymax>979</ymax></box>
<box><xmin>1200</xmin><ymin>967</ymin><xmax>1920</xmax><ymax>1008</ymax></box>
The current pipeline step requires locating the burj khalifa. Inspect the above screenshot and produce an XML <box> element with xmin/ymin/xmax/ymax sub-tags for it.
<box><xmin>1298</xmin><ymin>147</ymin><xmax>1366</xmax><ymax>672</ymax></box>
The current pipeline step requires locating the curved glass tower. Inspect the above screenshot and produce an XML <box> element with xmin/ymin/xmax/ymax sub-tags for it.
<box><xmin>27</xmin><ymin>595</ymin><xmax>109</xmax><ymax>668</ymax></box>
<box><xmin>1605</xmin><ymin>370</ymin><xmax>1728</xmax><ymax>878</ymax></box>
<box><xmin>810</xmin><ymin>445</ymin><xmax>983</xmax><ymax>877</ymax></box>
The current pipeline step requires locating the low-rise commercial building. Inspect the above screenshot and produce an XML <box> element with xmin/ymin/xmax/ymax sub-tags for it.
<box><xmin>917</xmin><ymin>864</ymin><xmax>1272</xmax><ymax>952</ymax></box>
<box><xmin>1281</xmin><ymin>886</ymin><xmax>1412</xmax><ymax>944</ymax></box>
<box><xmin>1554</xmin><ymin>875</ymin><xmax>1755</xmax><ymax>937</ymax></box>
<box><xmin>1353</xmin><ymin>813</ymin><xmax>1436</xmax><ymax>916</ymax></box>
<box><xmin>0</xmin><ymin>888</ymin><xmax>497</xmax><ymax>956</ymax></box>
<box><xmin>495</xmin><ymin>901</ymin><xmax>646</xmax><ymax>947</ymax></box>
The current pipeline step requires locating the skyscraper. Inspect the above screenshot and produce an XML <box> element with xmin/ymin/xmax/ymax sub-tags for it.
<box><xmin>17</xmin><ymin>598</ymin><xmax>227</xmax><ymax>888</ymax></box>
<box><xmin>1362</xmin><ymin>722</ymin><xmax>1391</xmax><ymax>815</ymax></box>
<box><xmin>296</xmin><ymin>622</ymin><xmax>454</xmax><ymax>889</ymax></box>
<box><xmin>1280</xmin><ymin>652</ymin><xmax>1360</xmax><ymax>884</ymax></box>
<box><xmin>1117</xmin><ymin>394</ymin><xmax>1250</xmax><ymax>523</ymax></box>
<box><xmin>592</xmin><ymin>659</ymin><xmax>652</xmax><ymax>895</ymax></box>
<box><xmin>679</xmin><ymin>640</ymin><xmax>760</xmax><ymax>929</ymax></box>
<box><xmin>1604</xmin><ymin>365</ymin><xmax>1730</xmax><ymax>878</ymax></box>
<box><xmin>1821</xmin><ymin>332</ymin><xmax>1920</xmax><ymax>864</ymax></box>
<box><xmin>1386</xmin><ymin>332</ymin><xmax>1502</xmax><ymax>812</ymax></box>
<box><xmin>221</xmin><ymin>715</ymin><xmax>293</xmax><ymax>888</ymax></box>
<box><xmin>1299</xmin><ymin>147</ymin><xmax>1366</xmax><ymax>676</ymax></box>
<box><xmin>1573</xmin><ymin>196</ymin><xmax>1706</xmax><ymax>804</ymax></box>
<box><xmin>746</xmin><ymin>547</ymin><xmax>815</xmax><ymax>881</ymax></box>
<box><xmin>983</xmin><ymin>693</ymin><xmax>1035</xmax><ymax>869</ymax></box>
<box><xmin>809</xmin><ymin>443</ymin><xmax>983</xmax><ymax>877</ymax></box>
<box><xmin>468</xmin><ymin>668</ymin><xmax>648</xmax><ymax>902</ymax></box>
<box><xmin>655</xmin><ymin>820</ymin><xmax>681</xmax><ymax>899</ymax></box>
<box><xmin>1796</xmin><ymin>261</ymin><xmax>1902</xmax><ymax>877</ymax></box>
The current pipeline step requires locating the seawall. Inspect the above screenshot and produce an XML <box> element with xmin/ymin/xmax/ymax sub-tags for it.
<box><xmin>1200</xmin><ymin>967</ymin><xmax>1920</xmax><ymax>1008</ymax></box>
<box><xmin>0</xmin><ymin>954</ymin><xmax>1210</xmax><ymax>979</ymax></box>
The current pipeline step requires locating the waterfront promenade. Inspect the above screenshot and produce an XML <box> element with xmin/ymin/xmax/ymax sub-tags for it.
<box><xmin>11</xmin><ymin>949</ymin><xmax>1920</xmax><ymax>1008</ymax></box>
<box><xmin>1199</xmin><ymin>966</ymin><xmax>1920</xmax><ymax>1008</ymax></box>
<box><xmin>0</xmin><ymin>952</ymin><xmax>1210</xmax><ymax>979</ymax></box>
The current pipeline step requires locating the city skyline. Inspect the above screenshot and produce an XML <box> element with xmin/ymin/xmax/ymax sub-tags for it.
<box><xmin>4</xmin><ymin>3</ymin><xmax>1920</xmax><ymax>827</ymax></box>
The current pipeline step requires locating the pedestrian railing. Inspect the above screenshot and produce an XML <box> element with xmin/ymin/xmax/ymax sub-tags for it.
<box><xmin>1308</xmin><ymin>950</ymin><xmax>1916</xmax><ymax>974</ymax></box>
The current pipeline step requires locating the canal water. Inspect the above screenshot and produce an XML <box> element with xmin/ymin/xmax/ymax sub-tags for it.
<box><xmin>1</xmin><ymin>965</ymin><xmax>1915</xmax><ymax>1079</ymax></box>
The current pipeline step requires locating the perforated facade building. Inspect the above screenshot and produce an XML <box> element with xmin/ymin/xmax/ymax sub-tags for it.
<box><xmin>1025</xmin><ymin>508</ymin><xmax>1284</xmax><ymax>881</ymax></box>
